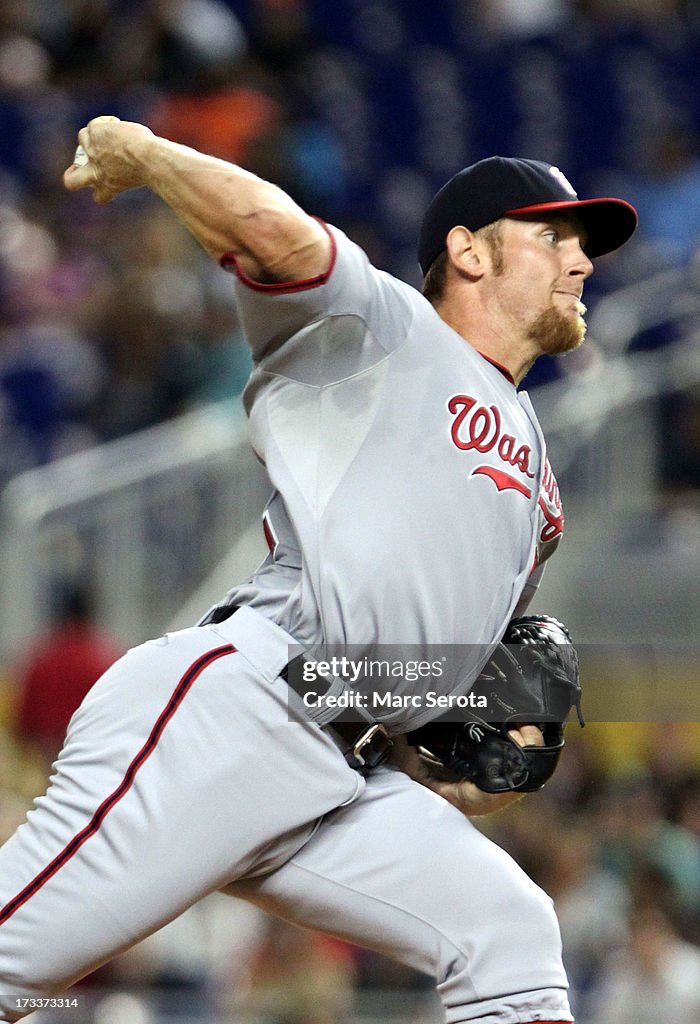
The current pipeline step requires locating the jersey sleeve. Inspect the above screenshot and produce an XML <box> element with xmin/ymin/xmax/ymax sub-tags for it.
<box><xmin>223</xmin><ymin>223</ymin><xmax>416</xmax><ymax>369</ymax></box>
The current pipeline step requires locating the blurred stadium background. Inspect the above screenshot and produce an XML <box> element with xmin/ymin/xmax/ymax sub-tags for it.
<box><xmin>0</xmin><ymin>1</ymin><xmax>698</xmax><ymax>1022</ymax></box>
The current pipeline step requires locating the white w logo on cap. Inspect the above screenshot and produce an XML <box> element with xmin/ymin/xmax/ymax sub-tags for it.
<box><xmin>548</xmin><ymin>166</ymin><xmax>577</xmax><ymax>197</ymax></box>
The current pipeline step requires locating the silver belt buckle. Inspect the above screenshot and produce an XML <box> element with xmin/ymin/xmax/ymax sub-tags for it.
<box><xmin>346</xmin><ymin>723</ymin><xmax>392</xmax><ymax>772</ymax></box>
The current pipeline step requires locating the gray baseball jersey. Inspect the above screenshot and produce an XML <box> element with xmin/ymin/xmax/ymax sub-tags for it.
<box><xmin>212</xmin><ymin>223</ymin><xmax>563</xmax><ymax>730</ymax></box>
<box><xmin>0</xmin><ymin>221</ymin><xmax>572</xmax><ymax>1023</ymax></box>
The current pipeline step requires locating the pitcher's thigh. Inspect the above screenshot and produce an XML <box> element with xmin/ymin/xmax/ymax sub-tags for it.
<box><xmin>234</xmin><ymin>767</ymin><xmax>573</xmax><ymax>1024</ymax></box>
<box><xmin>0</xmin><ymin>628</ymin><xmax>359</xmax><ymax>1021</ymax></box>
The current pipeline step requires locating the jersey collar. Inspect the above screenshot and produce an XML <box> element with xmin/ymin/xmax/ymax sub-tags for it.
<box><xmin>478</xmin><ymin>352</ymin><xmax>516</xmax><ymax>386</ymax></box>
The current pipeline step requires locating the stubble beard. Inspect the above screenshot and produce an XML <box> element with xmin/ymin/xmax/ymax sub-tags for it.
<box><xmin>483</xmin><ymin>229</ymin><xmax>587</xmax><ymax>358</ymax></box>
<box><xmin>527</xmin><ymin>305</ymin><xmax>586</xmax><ymax>357</ymax></box>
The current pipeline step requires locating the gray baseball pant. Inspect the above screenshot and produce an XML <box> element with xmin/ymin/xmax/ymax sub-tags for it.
<box><xmin>0</xmin><ymin>608</ymin><xmax>572</xmax><ymax>1023</ymax></box>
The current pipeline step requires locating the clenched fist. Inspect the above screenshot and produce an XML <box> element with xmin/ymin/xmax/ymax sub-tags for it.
<box><xmin>63</xmin><ymin>116</ymin><xmax>155</xmax><ymax>203</ymax></box>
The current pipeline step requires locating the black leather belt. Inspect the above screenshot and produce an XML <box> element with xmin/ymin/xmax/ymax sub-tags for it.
<box><xmin>332</xmin><ymin>721</ymin><xmax>393</xmax><ymax>772</ymax></box>
<box><xmin>200</xmin><ymin>602</ymin><xmax>240</xmax><ymax>625</ymax></box>
<box><xmin>202</xmin><ymin>603</ymin><xmax>393</xmax><ymax>773</ymax></box>
<box><xmin>279</xmin><ymin>661</ymin><xmax>393</xmax><ymax>773</ymax></box>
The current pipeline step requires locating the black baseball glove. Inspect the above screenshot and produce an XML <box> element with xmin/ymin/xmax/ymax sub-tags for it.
<box><xmin>407</xmin><ymin>616</ymin><xmax>584</xmax><ymax>793</ymax></box>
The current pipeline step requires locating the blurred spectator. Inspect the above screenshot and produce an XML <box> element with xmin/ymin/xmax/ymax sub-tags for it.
<box><xmin>113</xmin><ymin>0</ymin><xmax>248</xmax><ymax>92</ymax></box>
<box><xmin>239</xmin><ymin>917</ymin><xmax>356</xmax><ymax>1024</ymax></box>
<box><xmin>72</xmin><ymin>893</ymin><xmax>266</xmax><ymax>1023</ymax></box>
<box><xmin>190</xmin><ymin>272</ymin><xmax>252</xmax><ymax>404</ymax></box>
<box><xmin>0</xmin><ymin>721</ymin><xmax>38</xmax><ymax>843</ymax></box>
<box><xmin>589</xmin><ymin>902</ymin><xmax>700</xmax><ymax>1023</ymax></box>
<box><xmin>100</xmin><ymin>0</ymin><xmax>287</xmax><ymax>171</ymax></box>
<box><xmin>146</xmin><ymin>51</ymin><xmax>287</xmax><ymax>171</ymax></box>
<box><xmin>676</xmin><ymin>777</ymin><xmax>700</xmax><ymax>840</ymax></box>
<box><xmin>538</xmin><ymin>822</ymin><xmax>629</xmax><ymax>1019</ymax></box>
<box><xmin>0</xmin><ymin>0</ymin><xmax>346</xmax><ymax>491</ymax></box>
<box><xmin>0</xmin><ymin>318</ymin><xmax>103</xmax><ymax>483</ymax></box>
<box><xmin>642</xmin><ymin>721</ymin><xmax>700</xmax><ymax>821</ymax></box>
<box><xmin>89</xmin><ymin>282</ymin><xmax>207</xmax><ymax>439</ymax></box>
<box><xmin>247</xmin><ymin>0</ymin><xmax>314</xmax><ymax>74</ymax></box>
<box><xmin>591</xmin><ymin>774</ymin><xmax>700</xmax><ymax>922</ymax></box>
<box><xmin>472</xmin><ymin>0</ymin><xmax>571</xmax><ymax>41</ymax></box>
<box><xmin>39</xmin><ymin>0</ymin><xmax>247</xmax><ymax>94</ymax></box>
<box><xmin>617</xmin><ymin>128</ymin><xmax>700</xmax><ymax>268</ymax></box>
<box><xmin>74</xmin><ymin>204</ymin><xmax>249</xmax><ymax>436</ymax></box>
<box><xmin>659</xmin><ymin>388</ymin><xmax>700</xmax><ymax>497</ymax></box>
<box><xmin>13</xmin><ymin>578</ymin><xmax>123</xmax><ymax>770</ymax></box>
<box><xmin>576</xmin><ymin>0</ymin><xmax>686</xmax><ymax>28</ymax></box>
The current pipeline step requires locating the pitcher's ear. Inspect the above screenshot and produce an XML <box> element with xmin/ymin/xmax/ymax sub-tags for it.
<box><xmin>446</xmin><ymin>225</ymin><xmax>486</xmax><ymax>281</ymax></box>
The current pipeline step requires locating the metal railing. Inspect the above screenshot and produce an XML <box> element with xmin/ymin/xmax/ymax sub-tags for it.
<box><xmin>531</xmin><ymin>332</ymin><xmax>700</xmax><ymax>643</ymax></box>
<box><xmin>587</xmin><ymin>260</ymin><xmax>700</xmax><ymax>354</ymax></box>
<box><xmin>0</xmin><ymin>401</ymin><xmax>269</xmax><ymax>658</ymax></box>
<box><xmin>534</xmin><ymin>330</ymin><xmax>700</xmax><ymax>526</ymax></box>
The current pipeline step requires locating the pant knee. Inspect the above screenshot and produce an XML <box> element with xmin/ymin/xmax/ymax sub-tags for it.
<box><xmin>436</xmin><ymin>878</ymin><xmax>571</xmax><ymax>1022</ymax></box>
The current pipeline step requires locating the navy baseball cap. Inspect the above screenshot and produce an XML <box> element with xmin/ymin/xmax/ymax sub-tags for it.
<box><xmin>417</xmin><ymin>156</ymin><xmax>638</xmax><ymax>274</ymax></box>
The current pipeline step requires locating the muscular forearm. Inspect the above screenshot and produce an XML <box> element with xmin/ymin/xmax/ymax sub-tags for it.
<box><xmin>141</xmin><ymin>137</ymin><xmax>328</xmax><ymax>276</ymax></box>
<box><xmin>391</xmin><ymin>723</ymin><xmax>545</xmax><ymax>818</ymax></box>
<box><xmin>390</xmin><ymin>737</ymin><xmax>525</xmax><ymax>817</ymax></box>
<box><xmin>64</xmin><ymin>117</ymin><xmax>330</xmax><ymax>280</ymax></box>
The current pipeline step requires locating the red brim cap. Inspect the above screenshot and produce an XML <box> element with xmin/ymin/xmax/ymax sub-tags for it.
<box><xmin>505</xmin><ymin>196</ymin><xmax>638</xmax><ymax>259</ymax></box>
<box><xmin>418</xmin><ymin>157</ymin><xmax>638</xmax><ymax>274</ymax></box>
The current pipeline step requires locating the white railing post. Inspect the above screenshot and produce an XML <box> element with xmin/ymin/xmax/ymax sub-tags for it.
<box><xmin>0</xmin><ymin>402</ymin><xmax>270</xmax><ymax>658</ymax></box>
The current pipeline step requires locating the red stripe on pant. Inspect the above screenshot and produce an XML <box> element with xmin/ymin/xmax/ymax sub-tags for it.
<box><xmin>0</xmin><ymin>642</ymin><xmax>237</xmax><ymax>926</ymax></box>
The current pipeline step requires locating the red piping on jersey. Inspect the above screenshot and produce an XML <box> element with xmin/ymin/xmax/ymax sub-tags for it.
<box><xmin>220</xmin><ymin>219</ymin><xmax>337</xmax><ymax>294</ymax></box>
<box><xmin>262</xmin><ymin>509</ymin><xmax>278</xmax><ymax>555</ymax></box>
<box><xmin>478</xmin><ymin>352</ymin><xmax>516</xmax><ymax>385</ymax></box>
<box><xmin>471</xmin><ymin>465</ymin><xmax>532</xmax><ymax>498</ymax></box>
<box><xmin>0</xmin><ymin>643</ymin><xmax>237</xmax><ymax>927</ymax></box>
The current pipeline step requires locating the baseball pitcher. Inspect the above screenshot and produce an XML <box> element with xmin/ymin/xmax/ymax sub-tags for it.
<box><xmin>0</xmin><ymin>119</ymin><xmax>636</xmax><ymax>1023</ymax></box>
